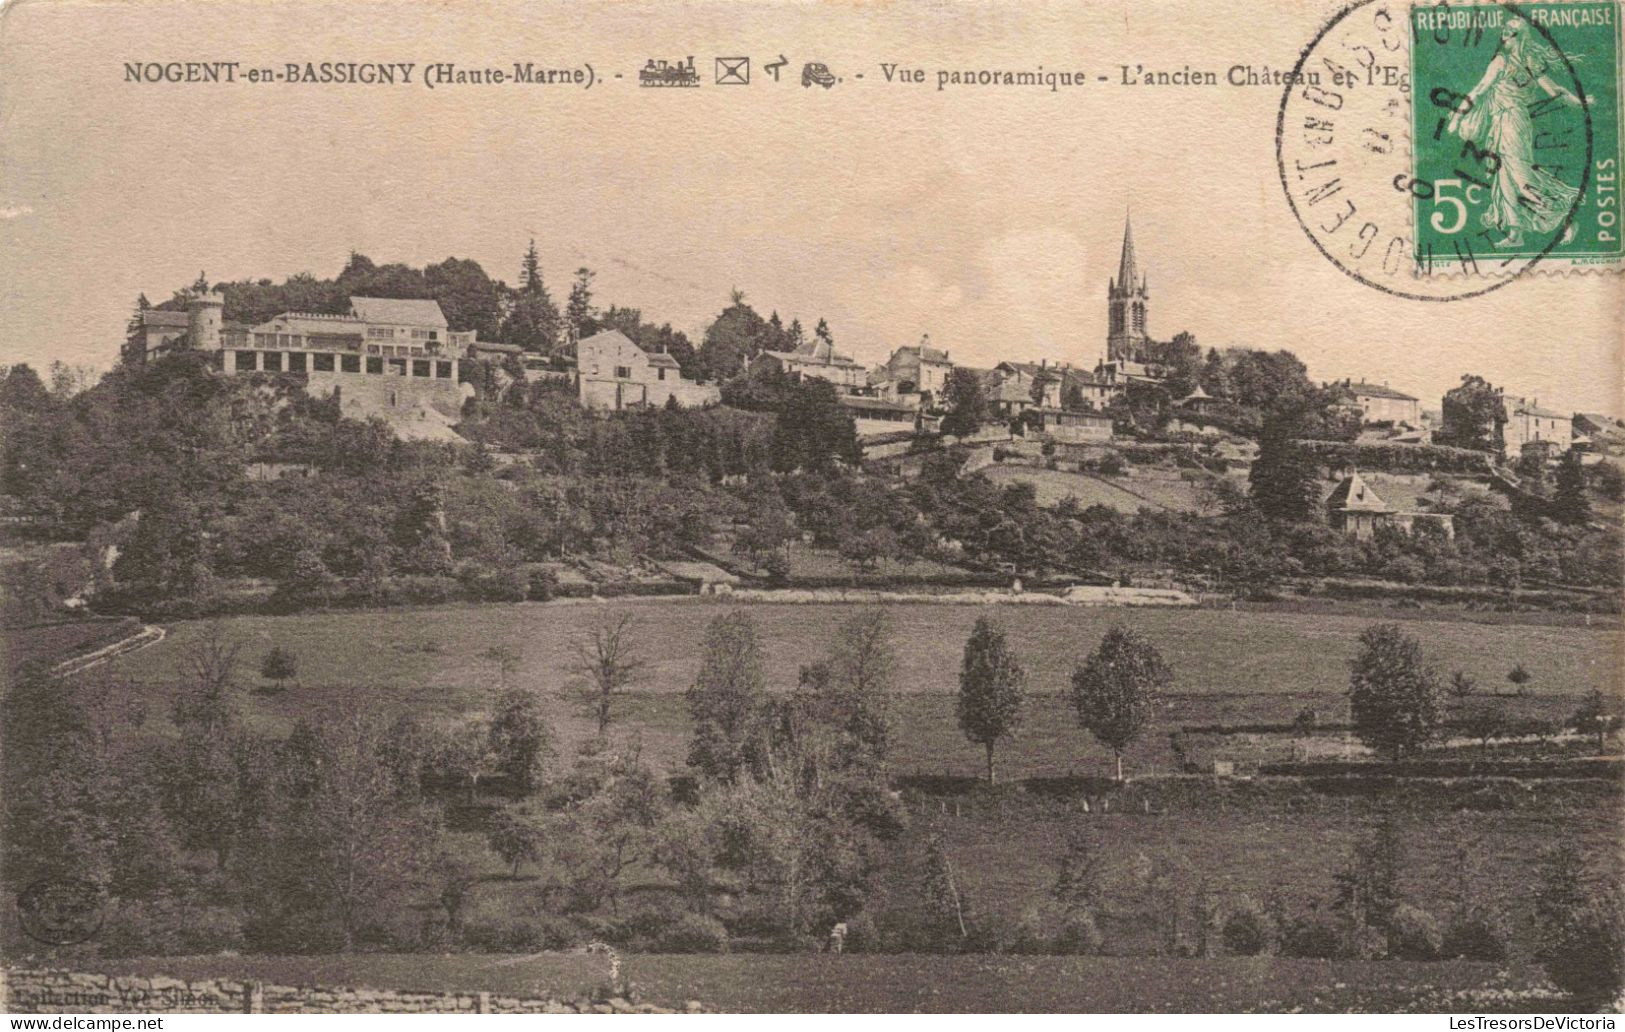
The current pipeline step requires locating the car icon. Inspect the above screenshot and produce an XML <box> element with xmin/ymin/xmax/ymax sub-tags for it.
<box><xmin>802</xmin><ymin>62</ymin><xmax>836</xmax><ymax>88</ymax></box>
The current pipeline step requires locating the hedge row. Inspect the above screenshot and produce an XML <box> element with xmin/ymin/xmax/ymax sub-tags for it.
<box><xmin>1296</xmin><ymin>439</ymin><xmax>1496</xmax><ymax>475</ymax></box>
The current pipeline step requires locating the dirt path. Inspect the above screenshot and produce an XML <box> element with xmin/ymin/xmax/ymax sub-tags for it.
<box><xmin>50</xmin><ymin>623</ymin><xmax>166</xmax><ymax>678</ymax></box>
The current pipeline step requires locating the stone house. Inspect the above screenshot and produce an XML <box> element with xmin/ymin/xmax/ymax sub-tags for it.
<box><xmin>577</xmin><ymin>329</ymin><xmax>719</xmax><ymax>411</ymax></box>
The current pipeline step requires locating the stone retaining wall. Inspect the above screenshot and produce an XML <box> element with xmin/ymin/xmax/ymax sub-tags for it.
<box><xmin>1</xmin><ymin>969</ymin><xmax>692</xmax><ymax>1014</ymax></box>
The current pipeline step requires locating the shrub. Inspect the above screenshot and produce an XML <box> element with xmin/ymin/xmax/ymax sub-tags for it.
<box><xmin>1281</xmin><ymin>911</ymin><xmax>1343</xmax><ymax>959</ymax></box>
<box><xmin>99</xmin><ymin>900</ymin><xmax>244</xmax><ymax>957</ymax></box>
<box><xmin>461</xmin><ymin>914</ymin><xmax>587</xmax><ymax>952</ymax></box>
<box><xmin>1542</xmin><ymin>898</ymin><xmax>1625</xmax><ymax>1009</ymax></box>
<box><xmin>843</xmin><ymin>912</ymin><xmax>881</xmax><ymax>953</ymax></box>
<box><xmin>655</xmin><ymin>912</ymin><xmax>729</xmax><ymax>953</ymax></box>
<box><xmin>1007</xmin><ymin>904</ymin><xmax>1102</xmax><ymax>955</ymax></box>
<box><xmin>1442</xmin><ymin>909</ymin><xmax>1511</xmax><ymax>961</ymax></box>
<box><xmin>1053</xmin><ymin>909</ymin><xmax>1104</xmax><ymax>955</ymax></box>
<box><xmin>1222</xmin><ymin>896</ymin><xmax>1276</xmax><ymax>956</ymax></box>
<box><xmin>527</xmin><ymin>568</ymin><xmax>558</xmax><ymax>602</ymax></box>
<box><xmin>1387</xmin><ymin>903</ymin><xmax>1443</xmax><ymax>960</ymax></box>
<box><xmin>457</xmin><ymin>563</ymin><xmax>528</xmax><ymax>603</ymax></box>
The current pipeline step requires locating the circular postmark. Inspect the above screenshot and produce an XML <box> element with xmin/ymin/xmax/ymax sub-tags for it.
<box><xmin>16</xmin><ymin>877</ymin><xmax>105</xmax><ymax>946</ymax></box>
<box><xmin>1277</xmin><ymin>0</ymin><xmax>1595</xmax><ymax>301</ymax></box>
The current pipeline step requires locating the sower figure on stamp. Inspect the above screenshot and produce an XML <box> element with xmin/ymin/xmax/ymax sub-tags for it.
<box><xmin>1448</xmin><ymin>16</ymin><xmax>1587</xmax><ymax>248</ymax></box>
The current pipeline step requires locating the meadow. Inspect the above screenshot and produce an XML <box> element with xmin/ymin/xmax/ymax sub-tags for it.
<box><xmin>91</xmin><ymin>598</ymin><xmax>1619</xmax><ymax>776</ymax></box>
<box><xmin>74</xmin><ymin>953</ymin><xmax>1573</xmax><ymax>1012</ymax></box>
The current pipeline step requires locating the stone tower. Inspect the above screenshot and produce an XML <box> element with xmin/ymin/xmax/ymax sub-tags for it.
<box><xmin>187</xmin><ymin>288</ymin><xmax>225</xmax><ymax>351</ymax></box>
<box><xmin>1106</xmin><ymin>215</ymin><xmax>1147</xmax><ymax>363</ymax></box>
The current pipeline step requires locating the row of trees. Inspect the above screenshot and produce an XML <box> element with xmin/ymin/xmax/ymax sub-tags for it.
<box><xmin>944</xmin><ymin>618</ymin><xmax>1171</xmax><ymax>783</ymax></box>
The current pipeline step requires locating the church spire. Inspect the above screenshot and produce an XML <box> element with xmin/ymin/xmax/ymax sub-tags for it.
<box><xmin>1116</xmin><ymin>212</ymin><xmax>1140</xmax><ymax>290</ymax></box>
<box><xmin>1105</xmin><ymin>209</ymin><xmax>1148</xmax><ymax>364</ymax></box>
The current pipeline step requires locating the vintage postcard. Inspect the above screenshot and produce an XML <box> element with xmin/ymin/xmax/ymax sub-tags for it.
<box><xmin>1</xmin><ymin>0</ymin><xmax>1621</xmax><ymax>1019</ymax></box>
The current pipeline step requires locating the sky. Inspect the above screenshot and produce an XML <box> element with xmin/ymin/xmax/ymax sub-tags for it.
<box><xmin>0</xmin><ymin>0</ymin><xmax>1620</xmax><ymax>414</ymax></box>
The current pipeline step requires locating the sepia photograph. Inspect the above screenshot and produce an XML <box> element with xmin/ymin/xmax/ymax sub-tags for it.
<box><xmin>0</xmin><ymin>0</ymin><xmax>1621</xmax><ymax>1018</ymax></box>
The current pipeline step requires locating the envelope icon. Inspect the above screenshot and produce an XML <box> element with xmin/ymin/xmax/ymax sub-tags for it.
<box><xmin>715</xmin><ymin>57</ymin><xmax>749</xmax><ymax>85</ymax></box>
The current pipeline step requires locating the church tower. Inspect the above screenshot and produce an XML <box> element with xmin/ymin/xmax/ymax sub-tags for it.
<box><xmin>1106</xmin><ymin>215</ymin><xmax>1148</xmax><ymax>363</ymax></box>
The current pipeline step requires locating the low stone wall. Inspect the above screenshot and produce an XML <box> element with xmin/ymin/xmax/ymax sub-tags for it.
<box><xmin>1</xmin><ymin>969</ymin><xmax>692</xmax><ymax>1014</ymax></box>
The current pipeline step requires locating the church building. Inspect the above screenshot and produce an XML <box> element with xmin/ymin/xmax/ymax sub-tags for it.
<box><xmin>1094</xmin><ymin>216</ymin><xmax>1168</xmax><ymax>396</ymax></box>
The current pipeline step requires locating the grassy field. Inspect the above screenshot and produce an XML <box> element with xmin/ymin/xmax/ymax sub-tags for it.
<box><xmin>87</xmin><ymin>599</ymin><xmax>1619</xmax><ymax>775</ymax></box>
<box><xmin>981</xmin><ymin>465</ymin><xmax>1176</xmax><ymax>512</ymax></box>
<box><xmin>69</xmin><ymin>954</ymin><xmax>1575</xmax><ymax>1012</ymax></box>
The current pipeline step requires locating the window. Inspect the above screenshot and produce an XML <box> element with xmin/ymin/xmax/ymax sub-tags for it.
<box><xmin>658</xmin><ymin>368</ymin><xmax>667</xmax><ymax>380</ymax></box>
<box><xmin>388</xmin><ymin>357</ymin><xmax>407</xmax><ymax>376</ymax></box>
<box><xmin>367</xmin><ymin>326</ymin><xmax>393</xmax><ymax>339</ymax></box>
<box><xmin>234</xmin><ymin>350</ymin><xmax>255</xmax><ymax>371</ymax></box>
<box><xmin>615</xmin><ymin>365</ymin><xmax>632</xmax><ymax>379</ymax></box>
<box><xmin>277</xmin><ymin>334</ymin><xmax>290</xmax><ymax>347</ymax></box>
<box><xmin>436</xmin><ymin>361</ymin><xmax>452</xmax><ymax>379</ymax></box>
<box><xmin>254</xmin><ymin>333</ymin><xmax>271</xmax><ymax>348</ymax></box>
<box><xmin>263</xmin><ymin>351</ymin><xmax>283</xmax><ymax>372</ymax></box>
<box><xmin>288</xmin><ymin>352</ymin><xmax>308</xmax><ymax>373</ymax></box>
<box><xmin>366</xmin><ymin>356</ymin><xmax>383</xmax><ymax>374</ymax></box>
<box><xmin>341</xmin><ymin>354</ymin><xmax>360</xmax><ymax>373</ymax></box>
<box><xmin>412</xmin><ymin>360</ymin><xmax>431</xmax><ymax>378</ymax></box>
<box><xmin>312</xmin><ymin>353</ymin><xmax>335</xmax><ymax>372</ymax></box>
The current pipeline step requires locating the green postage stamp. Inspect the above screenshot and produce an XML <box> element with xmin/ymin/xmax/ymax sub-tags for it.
<box><xmin>1410</xmin><ymin>1</ymin><xmax>1623</xmax><ymax>270</ymax></box>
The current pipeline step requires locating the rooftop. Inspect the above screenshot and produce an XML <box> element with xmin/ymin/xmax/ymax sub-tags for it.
<box><xmin>1348</xmin><ymin>381</ymin><xmax>1418</xmax><ymax>402</ymax></box>
<box><xmin>349</xmin><ymin>296</ymin><xmax>449</xmax><ymax>329</ymax></box>
<box><xmin>1516</xmin><ymin>403</ymin><xmax>1568</xmax><ymax>420</ymax></box>
<box><xmin>1325</xmin><ymin>470</ymin><xmax>1391</xmax><ymax>513</ymax></box>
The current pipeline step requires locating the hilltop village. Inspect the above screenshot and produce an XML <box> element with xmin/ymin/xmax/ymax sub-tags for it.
<box><xmin>2</xmin><ymin>231</ymin><xmax>1621</xmax><ymax>1007</ymax></box>
<box><xmin>3</xmin><ymin>224</ymin><xmax>1620</xmax><ymax>619</ymax></box>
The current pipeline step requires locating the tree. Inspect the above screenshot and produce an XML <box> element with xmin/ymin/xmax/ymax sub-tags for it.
<box><xmin>697</xmin><ymin>292</ymin><xmax>770</xmax><ymax>382</ymax></box>
<box><xmin>1507</xmin><ymin>662</ymin><xmax>1532</xmax><ymax>695</ymax></box>
<box><xmin>920</xmin><ymin>832</ymin><xmax>969</xmax><ymax>940</ymax></box>
<box><xmin>249</xmin><ymin>713</ymin><xmax>441</xmax><ymax>950</ymax></box>
<box><xmin>489</xmin><ymin>688</ymin><xmax>551</xmax><ymax>792</ymax></box>
<box><xmin>1534</xmin><ymin>842</ymin><xmax>1590</xmax><ymax>958</ymax></box>
<box><xmin>769</xmin><ymin>378</ymin><xmax>861</xmax><ymax>473</ymax></box>
<box><xmin>566</xmin><ymin>267</ymin><xmax>596</xmax><ymax>348</ymax></box>
<box><xmin>1439</xmin><ymin>374</ymin><xmax>1506</xmax><ymax>455</ymax></box>
<box><xmin>1249</xmin><ymin>413</ymin><xmax>1322</xmax><ymax>523</ymax></box>
<box><xmin>839</xmin><ymin>525</ymin><xmax>900</xmax><ymax>572</ymax></box>
<box><xmin>173</xmin><ymin>623</ymin><xmax>244</xmax><ymax>736</ymax></box>
<box><xmin>956</xmin><ymin>617</ymin><xmax>1026</xmax><ymax>783</ymax></box>
<box><xmin>1334</xmin><ymin>817</ymin><xmax>1405</xmax><ymax>937</ymax></box>
<box><xmin>1462</xmin><ymin>701</ymin><xmax>1506</xmax><ymax>756</ymax></box>
<box><xmin>686</xmin><ymin>611</ymin><xmax>769</xmax><ymax>782</ymax></box>
<box><xmin>1348</xmin><ymin>623</ymin><xmax>1442</xmax><ymax>760</ymax></box>
<box><xmin>569</xmin><ymin>614</ymin><xmax>645</xmax><ymax>736</ymax></box>
<box><xmin>259</xmin><ymin>645</ymin><xmax>299</xmax><ymax>692</ymax></box>
<box><xmin>1053</xmin><ymin>824</ymin><xmax>1103</xmax><ymax>916</ymax></box>
<box><xmin>939</xmin><ymin>368</ymin><xmax>990</xmax><ymax>436</ymax></box>
<box><xmin>424</xmin><ymin>256</ymin><xmax>502</xmax><ymax>340</ymax></box>
<box><xmin>488</xmin><ymin>806</ymin><xmax>546</xmax><ymax>878</ymax></box>
<box><xmin>791</xmin><ymin>608</ymin><xmax>897</xmax><ymax>773</ymax></box>
<box><xmin>1572</xmin><ymin>689</ymin><xmax>1611</xmax><ymax>754</ymax></box>
<box><xmin>501</xmin><ymin>240</ymin><xmax>562</xmax><ymax>353</ymax></box>
<box><xmin>1553</xmin><ymin>450</ymin><xmax>1592</xmax><ymax>525</ymax></box>
<box><xmin>1448</xmin><ymin>669</ymin><xmax>1477</xmax><ymax>699</ymax></box>
<box><xmin>1070</xmin><ymin>626</ymin><xmax>1171</xmax><ymax>780</ymax></box>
